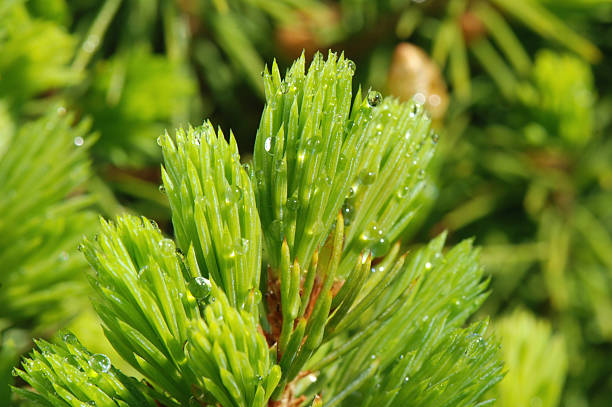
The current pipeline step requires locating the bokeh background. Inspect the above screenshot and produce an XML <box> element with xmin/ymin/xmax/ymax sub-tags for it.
<box><xmin>1</xmin><ymin>0</ymin><xmax>611</xmax><ymax>406</ymax></box>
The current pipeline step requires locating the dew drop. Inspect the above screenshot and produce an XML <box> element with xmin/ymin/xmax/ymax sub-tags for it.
<box><xmin>425</xmin><ymin>261</ymin><xmax>432</xmax><ymax>270</ymax></box>
<box><xmin>274</xmin><ymin>159</ymin><xmax>284</xmax><ymax>172</ymax></box>
<box><xmin>308</xmin><ymin>220</ymin><xmax>323</xmax><ymax>236</ymax></box>
<box><xmin>417</xmin><ymin>169</ymin><xmax>425</xmax><ymax>180</ymax></box>
<box><xmin>371</xmin><ymin>237</ymin><xmax>390</xmax><ymax>257</ymax></box>
<box><xmin>337</xmin><ymin>154</ymin><xmax>347</xmax><ymax>171</ymax></box>
<box><xmin>305</xmin><ymin>137</ymin><xmax>322</xmax><ymax>152</ymax></box>
<box><xmin>279</xmin><ymin>81</ymin><xmax>289</xmax><ymax>94</ymax></box>
<box><xmin>225</xmin><ymin>246</ymin><xmax>237</xmax><ymax>260</ymax></box>
<box><xmin>190</xmin><ymin>276</ymin><xmax>212</xmax><ymax>300</ymax></box>
<box><xmin>342</xmin><ymin>202</ymin><xmax>354</xmax><ymax>226</ymax></box>
<box><xmin>225</xmin><ymin>186</ymin><xmax>243</xmax><ymax>204</ymax></box>
<box><xmin>264</xmin><ymin>137</ymin><xmax>273</xmax><ymax>153</ymax></box>
<box><xmin>238</xmin><ymin>238</ymin><xmax>249</xmax><ymax>255</ymax></box>
<box><xmin>252</xmin><ymin>289</ymin><xmax>262</xmax><ymax>305</ymax></box>
<box><xmin>138</xmin><ymin>265</ymin><xmax>149</xmax><ymax>277</ymax></box>
<box><xmin>464</xmin><ymin>334</ymin><xmax>486</xmax><ymax>360</ymax></box>
<box><xmin>88</xmin><ymin>354</ymin><xmax>111</xmax><ymax>373</ymax></box>
<box><xmin>367</xmin><ymin>91</ymin><xmax>382</xmax><ymax>107</ymax></box>
<box><xmin>74</xmin><ymin>136</ymin><xmax>84</xmax><ymax>146</ymax></box>
<box><xmin>359</xmin><ymin>170</ymin><xmax>376</xmax><ymax>185</ymax></box>
<box><xmin>11</xmin><ymin>367</ymin><xmax>19</xmax><ymax>377</ymax></box>
<box><xmin>396</xmin><ymin>185</ymin><xmax>410</xmax><ymax>199</ymax></box>
<box><xmin>63</xmin><ymin>332</ymin><xmax>79</xmax><ymax>345</ymax></box>
<box><xmin>57</xmin><ymin>106</ymin><xmax>67</xmax><ymax>115</ymax></box>
<box><xmin>347</xmin><ymin>60</ymin><xmax>356</xmax><ymax>75</ymax></box>
<box><xmin>431</xmin><ymin>133</ymin><xmax>440</xmax><ymax>144</ymax></box>
<box><xmin>156</xmin><ymin>136</ymin><xmax>163</xmax><ymax>146</ymax></box>
<box><xmin>159</xmin><ymin>239</ymin><xmax>175</xmax><ymax>256</ymax></box>
<box><xmin>150</xmin><ymin>219</ymin><xmax>160</xmax><ymax>231</ymax></box>
<box><xmin>255</xmin><ymin>170</ymin><xmax>265</xmax><ymax>186</ymax></box>
<box><xmin>346</xmin><ymin>185</ymin><xmax>358</xmax><ymax>199</ymax></box>
<box><xmin>287</xmin><ymin>196</ymin><xmax>299</xmax><ymax>211</ymax></box>
<box><xmin>159</xmin><ymin>185</ymin><xmax>166</xmax><ymax>194</ymax></box>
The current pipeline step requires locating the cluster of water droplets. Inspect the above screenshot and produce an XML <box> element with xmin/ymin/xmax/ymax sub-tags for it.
<box><xmin>60</xmin><ymin>331</ymin><xmax>112</xmax><ymax>378</ymax></box>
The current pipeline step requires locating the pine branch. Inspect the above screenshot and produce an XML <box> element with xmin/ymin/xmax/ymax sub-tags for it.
<box><xmin>12</xmin><ymin>333</ymin><xmax>164</xmax><ymax>407</ymax></box>
<box><xmin>14</xmin><ymin>52</ymin><xmax>502</xmax><ymax>407</ymax></box>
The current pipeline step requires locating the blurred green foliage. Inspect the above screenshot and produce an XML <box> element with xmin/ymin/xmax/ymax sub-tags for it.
<box><xmin>491</xmin><ymin>309</ymin><xmax>567</xmax><ymax>407</ymax></box>
<box><xmin>0</xmin><ymin>110</ymin><xmax>97</xmax><ymax>405</ymax></box>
